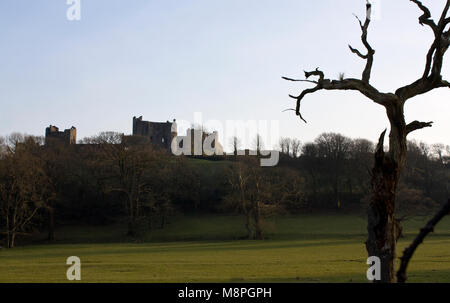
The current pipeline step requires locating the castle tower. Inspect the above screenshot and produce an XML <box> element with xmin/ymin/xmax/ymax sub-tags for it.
<box><xmin>132</xmin><ymin>116</ymin><xmax>177</xmax><ymax>151</ymax></box>
<box><xmin>45</xmin><ymin>125</ymin><xmax>77</xmax><ymax>146</ymax></box>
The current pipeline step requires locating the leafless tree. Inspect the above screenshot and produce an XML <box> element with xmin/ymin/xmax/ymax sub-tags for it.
<box><xmin>315</xmin><ymin>133</ymin><xmax>353</xmax><ymax>208</ymax></box>
<box><xmin>279</xmin><ymin>137</ymin><xmax>289</xmax><ymax>154</ymax></box>
<box><xmin>80</xmin><ymin>131</ymin><xmax>123</xmax><ymax>144</ymax></box>
<box><xmin>93</xmin><ymin>140</ymin><xmax>159</xmax><ymax>236</ymax></box>
<box><xmin>284</xmin><ymin>1</ymin><xmax>450</xmax><ymax>282</ymax></box>
<box><xmin>285</xmin><ymin>138</ymin><xmax>292</xmax><ymax>155</ymax></box>
<box><xmin>279</xmin><ymin>137</ymin><xmax>301</xmax><ymax>157</ymax></box>
<box><xmin>0</xmin><ymin>136</ymin><xmax>52</xmax><ymax>248</ymax></box>
<box><xmin>226</xmin><ymin>159</ymin><xmax>282</xmax><ymax>240</ymax></box>
<box><xmin>253</xmin><ymin>134</ymin><xmax>264</xmax><ymax>155</ymax></box>
<box><xmin>227</xmin><ymin>161</ymin><xmax>253</xmax><ymax>239</ymax></box>
<box><xmin>291</xmin><ymin>139</ymin><xmax>302</xmax><ymax>158</ymax></box>
<box><xmin>229</xmin><ymin>136</ymin><xmax>242</xmax><ymax>156</ymax></box>
<box><xmin>5</xmin><ymin>133</ymin><xmax>25</xmax><ymax>153</ymax></box>
<box><xmin>352</xmin><ymin>138</ymin><xmax>375</xmax><ymax>156</ymax></box>
<box><xmin>431</xmin><ymin>143</ymin><xmax>446</xmax><ymax>163</ymax></box>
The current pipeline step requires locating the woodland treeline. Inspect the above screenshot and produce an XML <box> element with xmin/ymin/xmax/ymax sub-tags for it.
<box><xmin>0</xmin><ymin>131</ymin><xmax>448</xmax><ymax>247</ymax></box>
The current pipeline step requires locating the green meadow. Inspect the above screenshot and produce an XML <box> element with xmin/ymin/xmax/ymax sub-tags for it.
<box><xmin>1</xmin><ymin>214</ymin><xmax>449</xmax><ymax>283</ymax></box>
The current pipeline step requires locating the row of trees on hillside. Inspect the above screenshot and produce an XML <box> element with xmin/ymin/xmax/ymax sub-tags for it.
<box><xmin>0</xmin><ymin>131</ymin><xmax>448</xmax><ymax>248</ymax></box>
<box><xmin>278</xmin><ymin>133</ymin><xmax>449</xmax><ymax>214</ymax></box>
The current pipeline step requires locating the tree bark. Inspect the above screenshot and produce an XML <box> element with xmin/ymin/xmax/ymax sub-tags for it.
<box><xmin>366</xmin><ymin>155</ymin><xmax>398</xmax><ymax>282</ymax></box>
<box><xmin>366</xmin><ymin>106</ymin><xmax>406</xmax><ymax>283</ymax></box>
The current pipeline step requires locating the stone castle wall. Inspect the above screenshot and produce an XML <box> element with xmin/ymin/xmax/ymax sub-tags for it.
<box><xmin>132</xmin><ymin>116</ymin><xmax>177</xmax><ymax>151</ymax></box>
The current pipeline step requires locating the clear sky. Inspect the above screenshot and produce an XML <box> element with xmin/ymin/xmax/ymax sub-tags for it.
<box><xmin>0</xmin><ymin>0</ymin><xmax>449</xmax><ymax>150</ymax></box>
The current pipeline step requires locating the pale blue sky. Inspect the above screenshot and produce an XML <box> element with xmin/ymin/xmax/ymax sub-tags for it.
<box><xmin>0</xmin><ymin>0</ymin><xmax>448</xmax><ymax>149</ymax></box>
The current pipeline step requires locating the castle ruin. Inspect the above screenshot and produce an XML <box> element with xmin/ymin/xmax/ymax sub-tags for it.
<box><xmin>43</xmin><ymin>116</ymin><xmax>223</xmax><ymax>156</ymax></box>
<box><xmin>132</xmin><ymin>116</ymin><xmax>177</xmax><ymax>151</ymax></box>
<box><xmin>45</xmin><ymin>125</ymin><xmax>77</xmax><ymax>146</ymax></box>
<box><xmin>132</xmin><ymin>116</ymin><xmax>223</xmax><ymax>155</ymax></box>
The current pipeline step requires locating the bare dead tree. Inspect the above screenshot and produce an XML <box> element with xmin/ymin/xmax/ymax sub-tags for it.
<box><xmin>397</xmin><ymin>199</ymin><xmax>450</xmax><ymax>283</ymax></box>
<box><xmin>284</xmin><ymin>0</ymin><xmax>450</xmax><ymax>282</ymax></box>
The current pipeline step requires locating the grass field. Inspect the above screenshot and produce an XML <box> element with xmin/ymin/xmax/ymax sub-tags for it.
<box><xmin>1</xmin><ymin>214</ymin><xmax>450</xmax><ymax>283</ymax></box>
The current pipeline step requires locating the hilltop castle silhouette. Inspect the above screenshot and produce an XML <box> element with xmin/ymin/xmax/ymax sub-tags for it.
<box><xmin>44</xmin><ymin>116</ymin><xmax>223</xmax><ymax>155</ymax></box>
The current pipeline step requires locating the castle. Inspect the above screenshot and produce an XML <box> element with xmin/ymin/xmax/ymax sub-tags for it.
<box><xmin>132</xmin><ymin>116</ymin><xmax>224</xmax><ymax>155</ymax></box>
<box><xmin>132</xmin><ymin>116</ymin><xmax>177</xmax><ymax>150</ymax></box>
<box><xmin>45</xmin><ymin>125</ymin><xmax>77</xmax><ymax>146</ymax></box>
<box><xmin>44</xmin><ymin>116</ymin><xmax>224</xmax><ymax>155</ymax></box>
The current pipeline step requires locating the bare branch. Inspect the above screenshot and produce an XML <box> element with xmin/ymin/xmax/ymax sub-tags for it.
<box><xmin>304</xmin><ymin>68</ymin><xmax>324</xmax><ymax>81</ymax></box>
<box><xmin>438</xmin><ymin>0</ymin><xmax>450</xmax><ymax>28</ymax></box>
<box><xmin>406</xmin><ymin>120</ymin><xmax>433</xmax><ymax>135</ymax></box>
<box><xmin>353</xmin><ymin>13</ymin><xmax>364</xmax><ymax>29</ymax></box>
<box><xmin>288</xmin><ymin>84</ymin><xmax>321</xmax><ymax>123</ymax></box>
<box><xmin>397</xmin><ymin>0</ymin><xmax>450</xmax><ymax>100</ymax></box>
<box><xmin>284</xmin><ymin>1</ymin><xmax>450</xmax><ymax>123</ymax></box>
<box><xmin>285</xmin><ymin>68</ymin><xmax>396</xmax><ymax>123</ymax></box>
<box><xmin>410</xmin><ymin>0</ymin><xmax>437</xmax><ymax>32</ymax></box>
<box><xmin>441</xmin><ymin>79</ymin><xmax>450</xmax><ymax>87</ymax></box>
<box><xmin>348</xmin><ymin>45</ymin><xmax>368</xmax><ymax>59</ymax></box>
<box><xmin>397</xmin><ymin>199</ymin><xmax>450</xmax><ymax>283</ymax></box>
<box><xmin>349</xmin><ymin>2</ymin><xmax>375</xmax><ymax>83</ymax></box>
<box><xmin>422</xmin><ymin>41</ymin><xmax>438</xmax><ymax>79</ymax></box>
<box><xmin>282</xmin><ymin>107</ymin><xmax>307</xmax><ymax>122</ymax></box>
<box><xmin>281</xmin><ymin>77</ymin><xmax>318</xmax><ymax>84</ymax></box>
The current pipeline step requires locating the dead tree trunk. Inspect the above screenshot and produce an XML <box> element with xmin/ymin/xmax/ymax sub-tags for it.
<box><xmin>284</xmin><ymin>1</ymin><xmax>450</xmax><ymax>282</ymax></box>
<box><xmin>366</xmin><ymin>129</ymin><xmax>403</xmax><ymax>281</ymax></box>
<box><xmin>366</xmin><ymin>103</ymin><xmax>409</xmax><ymax>281</ymax></box>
